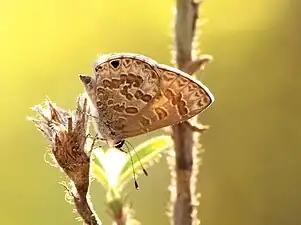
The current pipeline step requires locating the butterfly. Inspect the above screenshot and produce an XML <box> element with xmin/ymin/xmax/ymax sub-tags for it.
<box><xmin>79</xmin><ymin>53</ymin><xmax>214</xmax><ymax>149</ymax></box>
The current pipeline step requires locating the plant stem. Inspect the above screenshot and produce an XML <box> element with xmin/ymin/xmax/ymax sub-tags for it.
<box><xmin>73</xmin><ymin>188</ymin><xmax>100</xmax><ymax>225</ymax></box>
<box><xmin>170</xmin><ymin>1</ymin><xmax>204</xmax><ymax>225</ymax></box>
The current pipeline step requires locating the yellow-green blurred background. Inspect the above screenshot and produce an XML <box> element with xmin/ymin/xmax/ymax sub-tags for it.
<box><xmin>1</xmin><ymin>0</ymin><xmax>300</xmax><ymax>225</ymax></box>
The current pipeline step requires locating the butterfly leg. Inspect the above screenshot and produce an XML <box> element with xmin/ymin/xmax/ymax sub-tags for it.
<box><xmin>85</xmin><ymin>133</ymin><xmax>105</xmax><ymax>153</ymax></box>
<box><xmin>76</xmin><ymin>105</ymin><xmax>98</xmax><ymax>120</ymax></box>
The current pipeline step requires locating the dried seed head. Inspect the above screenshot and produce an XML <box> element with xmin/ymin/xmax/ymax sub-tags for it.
<box><xmin>29</xmin><ymin>95</ymin><xmax>92</xmax><ymax>194</ymax></box>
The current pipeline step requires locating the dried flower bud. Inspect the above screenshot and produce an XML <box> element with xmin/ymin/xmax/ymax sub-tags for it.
<box><xmin>30</xmin><ymin>95</ymin><xmax>91</xmax><ymax>194</ymax></box>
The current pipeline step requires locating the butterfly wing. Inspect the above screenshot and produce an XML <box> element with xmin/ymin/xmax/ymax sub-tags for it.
<box><xmin>91</xmin><ymin>53</ymin><xmax>162</xmax><ymax>140</ymax></box>
<box><xmin>119</xmin><ymin>63</ymin><xmax>214</xmax><ymax>139</ymax></box>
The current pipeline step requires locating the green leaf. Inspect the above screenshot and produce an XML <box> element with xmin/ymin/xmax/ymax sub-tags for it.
<box><xmin>92</xmin><ymin>146</ymin><xmax>129</xmax><ymax>190</ymax></box>
<box><xmin>91</xmin><ymin>135</ymin><xmax>173</xmax><ymax>191</ymax></box>
<box><xmin>118</xmin><ymin>135</ymin><xmax>173</xmax><ymax>190</ymax></box>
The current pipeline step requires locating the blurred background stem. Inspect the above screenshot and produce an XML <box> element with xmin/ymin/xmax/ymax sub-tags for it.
<box><xmin>169</xmin><ymin>1</ymin><xmax>206</xmax><ymax>225</ymax></box>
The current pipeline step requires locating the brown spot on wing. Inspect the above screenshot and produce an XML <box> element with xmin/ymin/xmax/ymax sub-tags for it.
<box><xmin>107</xmin><ymin>99</ymin><xmax>114</xmax><ymax>105</ymax></box>
<box><xmin>154</xmin><ymin>107</ymin><xmax>168</xmax><ymax>120</ymax></box>
<box><xmin>113</xmin><ymin>104</ymin><xmax>125</xmax><ymax>113</ymax></box>
<box><xmin>95</xmin><ymin>64</ymin><xmax>103</xmax><ymax>72</ymax></box>
<box><xmin>165</xmin><ymin>88</ymin><xmax>175</xmax><ymax>100</ymax></box>
<box><xmin>126</xmin><ymin>73</ymin><xmax>136</xmax><ymax>85</ymax></box>
<box><xmin>96</xmin><ymin>100</ymin><xmax>103</xmax><ymax>108</ymax></box>
<box><xmin>140</xmin><ymin>116</ymin><xmax>151</xmax><ymax>127</ymax></box>
<box><xmin>111</xmin><ymin>78</ymin><xmax>121</xmax><ymax>89</ymax></box>
<box><xmin>171</xmin><ymin>93</ymin><xmax>182</xmax><ymax>106</ymax></box>
<box><xmin>177</xmin><ymin>100</ymin><xmax>189</xmax><ymax>116</ymax></box>
<box><xmin>111</xmin><ymin>117</ymin><xmax>127</xmax><ymax>130</ymax></box>
<box><xmin>120</xmin><ymin>85</ymin><xmax>129</xmax><ymax>96</ymax></box>
<box><xmin>103</xmin><ymin>79</ymin><xmax>111</xmax><ymax>88</ymax></box>
<box><xmin>123</xmin><ymin>59</ymin><xmax>131</xmax><ymax>68</ymax></box>
<box><xmin>162</xmin><ymin>71</ymin><xmax>176</xmax><ymax>82</ymax></box>
<box><xmin>97</xmin><ymin>87</ymin><xmax>105</xmax><ymax>95</ymax></box>
<box><xmin>135</xmin><ymin>90</ymin><xmax>144</xmax><ymax>99</ymax></box>
<box><xmin>133</xmin><ymin>75</ymin><xmax>143</xmax><ymax>88</ymax></box>
<box><xmin>126</xmin><ymin>93</ymin><xmax>133</xmax><ymax>100</ymax></box>
<box><xmin>150</xmin><ymin>70</ymin><xmax>158</xmax><ymax>80</ymax></box>
<box><xmin>120</xmin><ymin>74</ymin><xmax>127</xmax><ymax>84</ymax></box>
<box><xmin>141</xmin><ymin>94</ymin><xmax>152</xmax><ymax>103</ymax></box>
<box><xmin>125</xmin><ymin>106</ymin><xmax>139</xmax><ymax>114</ymax></box>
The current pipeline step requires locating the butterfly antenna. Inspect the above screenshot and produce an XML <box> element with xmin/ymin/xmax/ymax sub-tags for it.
<box><xmin>124</xmin><ymin>143</ymin><xmax>139</xmax><ymax>190</ymax></box>
<box><xmin>125</xmin><ymin>141</ymin><xmax>148</xmax><ymax>176</ymax></box>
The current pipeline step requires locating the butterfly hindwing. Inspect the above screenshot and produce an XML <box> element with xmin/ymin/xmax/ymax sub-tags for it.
<box><xmin>120</xmin><ymin>63</ymin><xmax>214</xmax><ymax>139</ymax></box>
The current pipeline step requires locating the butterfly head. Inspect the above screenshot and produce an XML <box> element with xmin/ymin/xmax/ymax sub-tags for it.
<box><xmin>114</xmin><ymin>139</ymin><xmax>125</xmax><ymax>150</ymax></box>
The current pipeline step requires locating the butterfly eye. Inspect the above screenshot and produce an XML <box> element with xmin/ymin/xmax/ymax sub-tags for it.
<box><xmin>114</xmin><ymin>140</ymin><xmax>125</xmax><ymax>149</ymax></box>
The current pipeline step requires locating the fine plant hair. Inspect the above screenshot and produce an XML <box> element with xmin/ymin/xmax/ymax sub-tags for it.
<box><xmin>29</xmin><ymin>0</ymin><xmax>212</xmax><ymax>225</ymax></box>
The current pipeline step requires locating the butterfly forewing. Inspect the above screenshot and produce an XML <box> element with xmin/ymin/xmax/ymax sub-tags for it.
<box><xmin>120</xmin><ymin>63</ymin><xmax>214</xmax><ymax>139</ymax></box>
<box><xmin>91</xmin><ymin>54</ymin><xmax>162</xmax><ymax>141</ymax></box>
